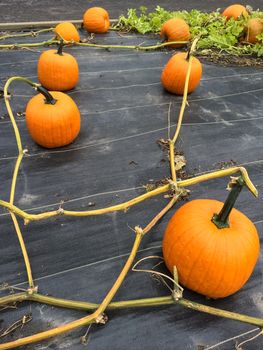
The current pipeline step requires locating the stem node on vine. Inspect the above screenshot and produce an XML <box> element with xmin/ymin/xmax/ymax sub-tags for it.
<box><xmin>172</xmin><ymin>290</ymin><xmax>183</xmax><ymax>301</ymax></box>
<box><xmin>95</xmin><ymin>313</ymin><xmax>108</xmax><ymax>325</ymax></box>
<box><xmin>134</xmin><ymin>225</ymin><xmax>144</xmax><ymax>236</ymax></box>
<box><xmin>27</xmin><ymin>286</ymin><xmax>38</xmax><ymax>295</ymax></box>
<box><xmin>57</xmin><ymin>207</ymin><xmax>64</xmax><ymax>215</ymax></box>
<box><xmin>168</xmin><ymin>179</ymin><xmax>178</xmax><ymax>192</ymax></box>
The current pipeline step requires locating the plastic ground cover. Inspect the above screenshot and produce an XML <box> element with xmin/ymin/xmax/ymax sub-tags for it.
<box><xmin>0</xmin><ymin>1</ymin><xmax>262</xmax><ymax>349</ymax></box>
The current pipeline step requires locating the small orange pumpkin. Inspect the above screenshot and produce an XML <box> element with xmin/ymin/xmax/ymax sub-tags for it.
<box><xmin>222</xmin><ymin>4</ymin><xmax>248</xmax><ymax>20</ymax></box>
<box><xmin>245</xmin><ymin>18</ymin><xmax>263</xmax><ymax>44</ymax></box>
<box><xmin>83</xmin><ymin>7</ymin><xmax>110</xmax><ymax>33</ymax></box>
<box><xmin>163</xmin><ymin>178</ymin><xmax>260</xmax><ymax>299</ymax></box>
<box><xmin>160</xmin><ymin>18</ymin><xmax>190</xmax><ymax>47</ymax></box>
<box><xmin>25</xmin><ymin>86</ymin><xmax>81</xmax><ymax>148</ymax></box>
<box><xmin>54</xmin><ymin>22</ymin><xmax>80</xmax><ymax>42</ymax></box>
<box><xmin>161</xmin><ymin>52</ymin><xmax>202</xmax><ymax>95</ymax></box>
<box><xmin>37</xmin><ymin>41</ymin><xmax>79</xmax><ymax>91</ymax></box>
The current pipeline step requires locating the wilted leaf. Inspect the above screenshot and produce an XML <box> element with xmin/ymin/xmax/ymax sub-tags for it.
<box><xmin>174</xmin><ymin>154</ymin><xmax>186</xmax><ymax>171</ymax></box>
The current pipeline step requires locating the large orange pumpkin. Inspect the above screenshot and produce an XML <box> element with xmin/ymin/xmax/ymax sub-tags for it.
<box><xmin>83</xmin><ymin>7</ymin><xmax>110</xmax><ymax>33</ymax></box>
<box><xmin>54</xmin><ymin>22</ymin><xmax>80</xmax><ymax>42</ymax></box>
<box><xmin>25</xmin><ymin>87</ymin><xmax>81</xmax><ymax>148</ymax></box>
<box><xmin>163</xmin><ymin>178</ymin><xmax>260</xmax><ymax>298</ymax></box>
<box><xmin>222</xmin><ymin>4</ymin><xmax>248</xmax><ymax>20</ymax></box>
<box><xmin>37</xmin><ymin>41</ymin><xmax>79</xmax><ymax>91</ymax></box>
<box><xmin>161</xmin><ymin>52</ymin><xmax>202</xmax><ymax>95</ymax></box>
<box><xmin>160</xmin><ymin>18</ymin><xmax>190</xmax><ymax>48</ymax></box>
<box><xmin>245</xmin><ymin>18</ymin><xmax>263</xmax><ymax>44</ymax></box>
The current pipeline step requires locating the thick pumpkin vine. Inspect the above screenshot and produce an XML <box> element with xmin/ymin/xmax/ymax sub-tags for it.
<box><xmin>0</xmin><ymin>34</ymin><xmax>262</xmax><ymax>349</ymax></box>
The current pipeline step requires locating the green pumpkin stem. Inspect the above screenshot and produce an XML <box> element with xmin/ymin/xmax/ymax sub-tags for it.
<box><xmin>212</xmin><ymin>176</ymin><xmax>244</xmax><ymax>229</ymax></box>
<box><xmin>37</xmin><ymin>86</ymin><xmax>57</xmax><ymax>105</ymax></box>
<box><xmin>57</xmin><ymin>39</ymin><xmax>64</xmax><ymax>56</ymax></box>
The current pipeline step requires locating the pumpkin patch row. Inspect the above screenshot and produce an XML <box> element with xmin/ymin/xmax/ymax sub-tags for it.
<box><xmin>53</xmin><ymin>5</ymin><xmax>263</xmax><ymax>45</ymax></box>
<box><xmin>28</xmin><ymin>7</ymin><xmax>202</xmax><ymax>148</ymax></box>
<box><xmin>22</xmin><ymin>4</ymin><xmax>260</xmax><ymax>301</ymax></box>
<box><xmin>25</xmin><ymin>6</ymin><xmax>111</xmax><ymax>149</ymax></box>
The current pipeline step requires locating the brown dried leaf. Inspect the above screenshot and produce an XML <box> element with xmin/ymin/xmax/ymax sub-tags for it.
<box><xmin>174</xmin><ymin>154</ymin><xmax>186</xmax><ymax>171</ymax></box>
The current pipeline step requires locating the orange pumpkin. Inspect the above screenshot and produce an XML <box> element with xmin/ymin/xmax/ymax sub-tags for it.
<box><xmin>54</xmin><ymin>22</ymin><xmax>80</xmax><ymax>42</ymax></box>
<box><xmin>245</xmin><ymin>18</ymin><xmax>263</xmax><ymax>44</ymax></box>
<box><xmin>83</xmin><ymin>7</ymin><xmax>110</xmax><ymax>33</ymax></box>
<box><xmin>163</xmin><ymin>178</ymin><xmax>260</xmax><ymax>298</ymax></box>
<box><xmin>160</xmin><ymin>18</ymin><xmax>190</xmax><ymax>47</ymax></box>
<box><xmin>222</xmin><ymin>4</ymin><xmax>248</xmax><ymax>20</ymax></box>
<box><xmin>37</xmin><ymin>41</ymin><xmax>79</xmax><ymax>91</ymax></box>
<box><xmin>161</xmin><ymin>52</ymin><xmax>202</xmax><ymax>95</ymax></box>
<box><xmin>25</xmin><ymin>87</ymin><xmax>81</xmax><ymax>148</ymax></box>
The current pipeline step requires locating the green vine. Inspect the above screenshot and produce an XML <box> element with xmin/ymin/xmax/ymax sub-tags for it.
<box><xmin>114</xmin><ymin>6</ymin><xmax>263</xmax><ymax>56</ymax></box>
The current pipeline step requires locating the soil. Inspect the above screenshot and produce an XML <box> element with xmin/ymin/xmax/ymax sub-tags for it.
<box><xmin>199</xmin><ymin>53</ymin><xmax>263</xmax><ymax>68</ymax></box>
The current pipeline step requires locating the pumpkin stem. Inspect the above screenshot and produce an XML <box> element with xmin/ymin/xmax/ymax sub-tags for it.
<box><xmin>212</xmin><ymin>176</ymin><xmax>244</xmax><ymax>229</ymax></box>
<box><xmin>57</xmin><ymin>40</ymin><xmax>64</xmax><ymax>56</ymax></box>
<box><xmin>37</xmin><ymin>86</ymin><xmax>57</xmax><ymax>105</ymax></box>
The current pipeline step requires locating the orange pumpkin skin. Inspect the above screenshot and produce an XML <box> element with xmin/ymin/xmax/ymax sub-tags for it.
<box><xmin>245</xmin><ymin>18</ymin><xmax>263</xmax><ymax>44</ymax></box>
<box><xmin>222</xmin><ymin>4</ymin><xmax>248</xmax><ymax>20</ymax></box>
<box><xmin>161</xmin><ymin>18</ymin><xmax>190</xmax><ymax>48</ymax></box>
<box><xmin>25</xmin><ymin>91</ymin><xmax>81</xmax><ymax>148</ymax></box>
<box><xmin>163</xmin><ymin>199</ymin><xmax>260</xmax><ymax>298</ymax></box>
<box><xmin>37</xmin><ymin>49</ymin><xmax>79</xmax><ymax>91</ymax></box>
<box><xmin>83</xmin><ymin>7</ymin><xmax>110</xmax><ymax>33</ymax></box>
<box><xmin>54</xmin><ymin>22</ymin><xmax>80</xmax><ymax>42</ymax></box>
<box><xmin>161</xmin><ymin>52</ymin><xmax>202</xmax><ymax>95</ymax></box>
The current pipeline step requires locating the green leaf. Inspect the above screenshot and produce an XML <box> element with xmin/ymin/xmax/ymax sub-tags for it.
<box><xmin>114</xmin><ymin>6</ymin><xmax>263</xmax><ymax>57</ymax></box>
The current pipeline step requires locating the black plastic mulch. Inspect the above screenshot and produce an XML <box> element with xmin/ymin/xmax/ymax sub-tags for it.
<box><xmin>0</xmin><ymin>1</ymin><xmax>262</xmax><ymax>349</ymax></box>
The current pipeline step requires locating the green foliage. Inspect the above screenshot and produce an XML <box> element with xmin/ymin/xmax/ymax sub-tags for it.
<box><xmin>114</xmin><ymin>6</ymin><xmax>263</xmax><ymax>57</ymax></box>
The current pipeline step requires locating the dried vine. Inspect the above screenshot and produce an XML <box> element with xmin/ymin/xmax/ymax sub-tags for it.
<box><xmin>0</xmin><ymin>38</ymin><xmax>262</xmax><ymax>350</ymax></box>
<box><xmin>0</xmin><ymin>38</ymin><xmax>190</xmax><ymax>50</ymax></box>
<box><xmin>0</xmin><ymin>28</ymin><xmax>53</xmax><ymax>41</ymax></box>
